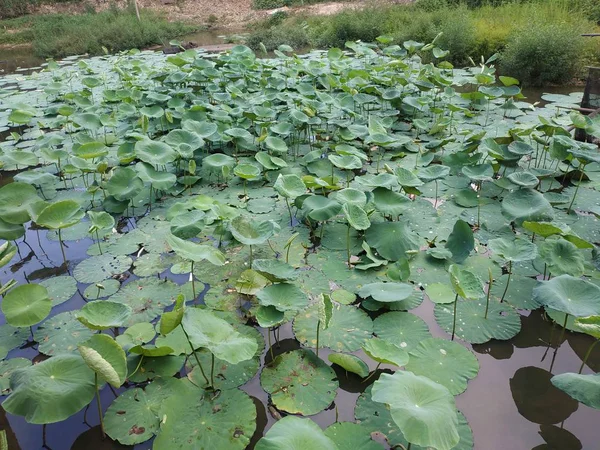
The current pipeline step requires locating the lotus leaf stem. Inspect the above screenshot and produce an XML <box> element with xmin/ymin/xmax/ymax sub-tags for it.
<box><xmin>94</xmin><ymin>373</ymin><xmax>105</xmax><ymax>439</ymax></box>
<box><xmin>181</xmin><ymin>325</ymin><xmax>210</xmax><ymax>387</ymax></box>
<box><xmin>285</xmin><ymin>198</ymin><xmax>293</xmax><ymax>227</ymax></box>
<box><xmin>485</xmin><ymin>275</ymin><xmax>493</xmax><ymax>320</ymax></box>
<box><xmin>128</xmin><ymin>355</ymin><xmax>144</xmax><ymax>379</ymax></box>
<box><xmin>451</xmin><ymin>293</ymin><xmax>459</xmax><ymax>341</ymax></box>
<box><xmin>500</xmin><ymin>260</ymin><xmax>512</xmax><ymax>303</ymax></box>
<box><xmin>579</xmin><ymin>339</ymin><xmax>599</xmax><ymax>374</ymax></box>
<box><xmin>267</xmin><ymin>327</ymin><xmax>274</xmax><ymax>362</ymax></box>
<box><xmin>210</xmin><ymin>353</ymin><xmax>215</xmax><ymax>388</ymax></box>
<box><xmin>346</xmin><ymin>224</ymin><xmax>351</xmax><ymax>269</ymax></box>
<box><xmin>434</xmin><ymin>180</ymin><xmax>439</xmax><ymax>208</ymax></box>
<box><xmin>363</xmin><ymin>363</ymin><xmax>381</xmax><ymax>383</ymax></box>
<box><xmin>316</xmin><ymin>320</ymin><xmax>321</xmax><ymax>359</ymax></box>
<box><xmin>557</xmin><ymin>313</ymin><xmax>570</xmax><ymax>346</ymax></box>
<box><xmin>249</xmin><ymin>245</ymin><xmax>253</xmax><ymax>266</ymax></box>
<box><xmin>190</xmin><ymin>260</ymin><xmax>196</xmax><ymax>300</ymax></box>
<box><xmin>57</xmin><ymin>229</ymin><xmax>67</xmax><ymax>266</ymax></box>
<box><xmin>567</xmin><ymin>163</ymin><xmax>587</xmax><ymax>214</ymax></box>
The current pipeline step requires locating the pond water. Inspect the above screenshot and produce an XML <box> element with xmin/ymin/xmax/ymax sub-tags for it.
<box><xmin>1</xmin><ymin>44</ymin><xmax>600</xmax><ymax>450</ymax></box>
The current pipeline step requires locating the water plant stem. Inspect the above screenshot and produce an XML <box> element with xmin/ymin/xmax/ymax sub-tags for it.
<box><xmin>346</xmin><ymin>224</ymin><xmax>351</xmax><ymax>268</ymax></box>
<box><xmin>578</xmin><ymin>339</ymin><xmax>599</xmax><ymax>374</ymax></box>
<box><xmin>363</xmin><ymin>363</ymin><xmax>381</xmax><ymax>383</ymax></box>
<box><xmin>485</xmin><ymin>272</ymin><xmax>493</xmax><ymax>319</ymax></box>
<box><xmin>316</xmin><ymin>320</ymin><xmax>321</xmax><ymax>358</ymax></box>
<box><xmin>500</xmin><ymin>260</ymin><xmax>512</xmax><ymax>303</ymax></box>
<box><xmin>181</xmin><ymin>325</ymin><xmax>210</xmax><ymax>387</ymax></box>
<box><xmin>558</xmin><ymin>313</ymin><xmax>570</xmax><ymax>346</ymax></box>
<box><xmin>210</xmin><ymin>353</ymin><xmax>215</xmax><ymax>388</ymax></box>
<box><xmin>94</xmin><ymin>373</ymin><xmax>105</xmax><ymax>439</ymax></box>
<box><xmin>451</xmin><ymin>294</ymin><xmax>459</xmax><ymax>341</ymax></box>
<box><xmin>285</xmin><ymin>198</ymin><xmax>293</xmax><ymax>227</ymax></box>
<box><xmin>57</xmin><ymin>228</ymin><xmax>67</xmax><ymax>266</ymax></box>
<box><xmin>567</xmin><ymin>163</ymin><xmax>586</xmax><ymax>214</ymax></box>
<box><xmin>190</xmin><ymin>260</ymin><xmax>196</xmax><ymax>300</ymax></box>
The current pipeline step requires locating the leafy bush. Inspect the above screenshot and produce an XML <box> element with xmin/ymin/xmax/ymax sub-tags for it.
<box><xmin>0</xmin><ymin>0</ymin><xmax>81</xmax><ymax>19</ymax></box>
<box><xmin>246</xmin><ymin>22</ymin><xmax>309</xmax><ymax>52</ymax></box>
<box><xmin>31</xmin><ymin>9</ymin><xmax>195</xmax><ymax>58</ymax></box>
<box><xmin>500</xmin><ymin>20</ymin><xmax>586</xmax><ymax>86</ymax></box>
<box><xmin>415</xmin><ymin>0</ymin><xmax>449</xmax><ymax>12</ymax></box>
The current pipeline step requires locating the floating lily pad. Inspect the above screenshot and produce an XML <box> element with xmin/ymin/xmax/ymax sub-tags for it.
<box><xmin>533</xmin><ymin>275</ymin><xmax>600</xmax><ymax>317</ymax></box>
<box><xmin>34</xmin><ymin>311</ymin><xmax>95</xmax><ymax>356</ymax></box>
<box><xmin>362</xmin><ymin>338</ymin><xmax>409</xmax><ymax>367</ymax></box>
<box><xmin>406</xmin><ymin>337</ymin><xmax>479</xmax><ymax>395</ymax></box>
<box><xmin>373</xmin><ymin>312</ymin><xmax>431</xmax><ymax>351</ymax></box>
<box><xmin>357</xmin><ymin>282</ymin><xmax>413</xmax><ymax>303</ymax></box>
<box><xmin>256</xmin><ymin>282</ymin><xmax>309</xmax><ymax>312</ymax></box>
<box><xmin>116</xmin><ymin>322</ymin><xmax>156</xmax><ymax>351</ymax></box>
<box><xmin>74</xmin><ymin>254</ymin><xmax>132</xmax><ymax>284</ymax></box>
<box><xmin>0</xmin><ymin>325</ymin><xmax>30</xmax><ymax>360</ymax></box>
<box><xmin>324</xmin><ymin>422</ymin><xmax>384</xmax><ymax>450</ymax></box>
<box><xmin>39</xmin><ymin>276</ymin><xmax>77</xmax><ymax>306</ymax></box>
<box><xmin>82</xmin><ymin>279</ymin><xmax>121</xmax><ymax>300</ymax></box>
<box><xmin>187</xmin><ymin>348</ymin><xmax>260</xmax><ymax>390</ymax></box>
<box><xmin>490</xmin><ymin>274</ymin><xmax>539</xmax><ymax>310</ymax></box>
<box><xmin>2</xmin><ymin>283</ymin><xmax>51</xmax><ymax>327</ymax></box>
<box><xmin>0</xmin><ymin>358</ymin><xmax>30</xmax><ymax>395</ymax></box>
<box><xmin>261</xmin><ymin>349</ymin><xmax>338</xmax><ymax>415</ymax></box>
<box><xmin>434</xmin><ymin>299</ymin><xmax>521</xmax><ymax>344</ymax></box>
<box><xmin>293</xmin><ymin>303</ymin><xmax>373</xmax><ymax>352</ymax></box>
<box><xmin>256</xmin><ymin>416</ymin><xmax>338</xmax><ymax>450</ymax></box>
<box><xmin>77</xmin><ymin>301</ymin><xmax>132</xmax><ymax>330</ymax></box>
<box><xmin>126</xmin><ymin>354</ymin><xmax>185</xmax><ymax>383</ymax></box>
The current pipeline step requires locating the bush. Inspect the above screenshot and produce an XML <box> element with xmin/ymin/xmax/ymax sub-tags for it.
<box><xmin>246</xmin><ymin>22</ymin><xmax>309</xmax><ymax>52</ymax></box>
<box><xmin>31</xmin><ymin>9</ymin><xmax>195</xmax><ymax>58</ymax></box>
<box><xmin>500</xmin><ymin>20</ymin><xmax>586</xmax><ymax>86</ymax></box>
<box><xmin>0</xmin><ymin>0</ymin><xmax>81</xmax><ymax>20</ymax></box>
<box><xmin>415</xmin><ymin>0</ymin><xmax>449</xmax><ymax>12</ymax></box>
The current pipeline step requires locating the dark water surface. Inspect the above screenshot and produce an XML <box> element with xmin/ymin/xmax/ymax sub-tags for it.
<box><xmin>0</xmin><ymin>222</ymin><xmax>599</xmax><ymax>450</ymax></box>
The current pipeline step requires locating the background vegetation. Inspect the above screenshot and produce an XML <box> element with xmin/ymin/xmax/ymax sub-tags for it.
<box><xmin>0</xmin><ymin>5</ymin><xmax>195</xmax><ymax>58</ymax></box>
<box><xmin>247</xmin><ymin>0</ymin><xmax>600</xmax><ymax>86</ymax></box>
<box><xmin>252</xmin><ymin>0</ymin><xmax>352</xmax><ymax>10</ymax></box>
<box><xmin>0</xmin><ymin>0</ymin><xmax>81</xmax><ymax>19</ymax></box>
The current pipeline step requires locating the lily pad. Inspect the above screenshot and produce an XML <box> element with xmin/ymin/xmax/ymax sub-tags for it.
<box><xmin>0</xmin><ymin>324</ymin><xmax>29</xmax><ymax>360</ymax></box>
<box><xmin>0</xmin><ymin>358</ymin><xmax>30</xmax><ymax>395</ymax></box>
<box><xmin>357</xmin><ymin>282</ymin><xmax>413</xmax><ymax>303</ymax></box>
<box><xmin>77</xmin><ymin>301</ymin><xmax>132</xmax><ymax>330</ymax></box>
<box><xmin>533</xmin><ymin>275</ymin><xmax>600</xmax><ymax>317</ymax></box>
<box><xmin>2</xmin><ymin>283</ymin><xmax>51</xmax><ymax>327</ymax></box>
<box><xmin>324</xmin><ymin>422</ymin><xmax>384</xmax><ymax>450</ymax></box>
<box><xmin>256</xmin><ymin>416</ymin><xmax>338</xmax><ymax>450</ymax></box>
<box><xmin>34</xmin><ymin>311</ymin><xmax>95</xmax><ymax>356</ymax></box>
<box><xmin>328</xmin><ymin>353</ymin><xmax>370</xmax><ymax>377</ymax></box>
<box><xmin>261</xmin><ymin>349</ymin><xmax>338</xmax><ymax>415</ymax></box>
<box><xmin>83</xmin><ymin>279</ymin><xmax>121</xmax><ymax>300</ymax></box>
<box><xmin>73</xmin><ymin>254</ymin><xmax>132</xmax><ymax>284</ymax></box>
<box><xmin>256</xmin><ymin>282</ymin><xmax>309</xmax><ymax>312</ymax></box>
<box><xmin>39</xmin><ymin>276</ymin><xmax>77</xmax><ymax>306</ymax></box>
<box><xmin>373</xmin><ymin>312</ymin><xmax>431</xmax><ymax>351</ymax></box>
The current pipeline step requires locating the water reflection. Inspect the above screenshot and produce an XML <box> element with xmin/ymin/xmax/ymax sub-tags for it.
<box><xmin>532</xmin><ymin>424</ymin><xmax>582</xmax><ymax>450</ymax></box>
<box><xmin>71</xmin><ymin>426</ymin><xmax>127</xmax><ymax>450</ymax></box>
<box><xmin>510</xmin><ymin>366</ymin><xmax>578</xmax><ymax>425</ymax></box>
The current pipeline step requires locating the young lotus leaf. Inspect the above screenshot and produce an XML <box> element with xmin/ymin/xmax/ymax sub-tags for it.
<box><xmin>167</xmin><ymin>233</ymin><xmax>225</xmax><ymax>265</ymax></box>
<box><xmin>343</xmin><ymin>203</ymin><xmax>370</xmax><ymax>230</ymax></box>
<box><xmin>36</xmin><ymin>200</ymin><xmax>84</xmax><ymax>230</ymax></box>
<box><xmin>234</xmin><ymin>163</ymin><xmax>262</xmax><ymax>180</ymax></box>
<box><xmin>260</xmin><ymin>349</ymin><xmax>338</xmax><ymax>415</ymax></box>
<box><xmin>257</xmin><ymin>282</ymin><xmax>308</xmax><ymax>312</ymax></box>
<box><xmin>230</xmin><ymin>215</ymin><xmax>278</xmax><ymax>245</ymax></box>
<box><xmin>105</xmin><ymin>167</ymin><xmax>144</xmax><ymax>201</ymax></box>
<box><xmin>302</xmin><ymin>195</ymin><xmax>342</xmax><ymax>222</ymax></box>
<box><xmin>170</xmin><ymin>210</ymin><xmax>206</xmax><ymax>239</ymax></box>
<box><xmin>362</xmin><ymin>338</ymin><xmax>409</xmax><ymax>367</ymax></box>
<box><xmin>533</xmin><ymin>275</ymin><xmax>600</xmax><ymax>317</ymax></box>
<box><xmin>0</xmin><ymin>182</ymin><xmax>40</xmax><ymax>224</ymax></box>
<box><xmin>78</xmin><ymin>334</ymin><xmax>128</xmax><ymax>388</ymax></box>
<box><xmin>358</xmin><ymin>282</ymin><xmax>414</xmax><ymax>303</ymax></box>
<box><xmin>396</xmin><ymin>167</ymin><xmax>424</xmax><ymax>187</ymax></box>
<box><xmin>445</xmin><ymin>219</ymin><xmax>474</xmax><ymax>264</ymax></box>
<box><xmin>488</xmin><ymin>237</ymin><xmax>538</xmax><ymax>262</ymax></box>
<box><xmin>83</xmin><ymin>279</ymin><xmax>120</xmax><ymax>300</ymax></box>
<box><xmin>135</xmin><ymin>139</ymin><xmax>177</xmax><ymax>166</ymax></box>
<box><xmin>154</xmin><ymin>387</ymin><xmax>257</xmax><ymax>450</ymax></box>
<box><xmin>334</xmin><ymin>188</ymin><xmax>368</xmax><ymax>207</ymax></box>
<box><xmin>2</xmin><ymin>354</ymin><xmax>96</xmax><ymax>424</ymax></box>
<box><xmin>2</xmin><ymin>284</ymin><xmax>51</xmax><ymax>327</ymax></box>
<box><xmin>136</xmin><ymin>162</ymin><xmax>177</xmax><ymax>190</ymax></box>
<box><xmin>293</xmin><ymin>303</ymin><xmax>373</xmax><ymax>352</ymax></box>
<box><xmin>507</xmin><ymin>171</ymin><xmax>539</xmax><ymax>188</ymax></box>
<box><xmin>373</xmin><ymin>312</ymin><xmax>431</xmax><ymax>351</ymax></box>
<box><xmin>165</xmin><ymin>129</ymin><xmax>204</xmax><ymax>154</ymax></box>
<box><xmin>329</xmin><ymin>352</ymin><xmax>370</xmax><ymax>377</ymax></box>
<box><xmin>160</xmin><ymin>294</ymin><xmax>185</xmax><ymax>336</ymax></box>
<box><xmin>539</xmin><ymin>238</ymin><xmax>585</xmax><ymax>277</ymax></box>
<box><xmin>116</xmin><ymin>322</ymin><xmax>156</xmax><ymax>351</ymax></box>
<box><xmin>449</xmin><ymin>265</ymin><xmax>484</xmax><ymax>300</ymax></box>
<box><xmin>236</xmin><ymin>269</ymin><xmax>270</xmax><ymax>295</ymax></box>
<box><xmin>77</xmin><ymin>301</ymin><xmax>132</xmax><ymax>330</ymax></box>
<box><xmin>502</xmin><ymin>188</ymin><xmax>554</xmax><ymax>224</ymax></box>
<box><xmin>0</xmin><ymin>219</ymin><xmax>25</xmax><ymax>241</ymax></box>
<box><xmin>256</xmin><ymin>416</ymin><xmax>338</xmax><ymax>450</ymax></box>
<box><xmin>372</xmin><ymin>187</ymin><xmax>411</xmax><ymax>217</ymax></box>
<box><xmin>182</xmin><ymin>308</ymin><xmax>258</xmax><ymax>364</ymax></box>
<box><xmin>324</xmin><ymin>422</ymin><xmax>383</xmax><ymax>450</ymax></box>
<box><xmin>252</xmin><ymin>258</ymin><xmax>298</xmax><ymax>282</ymax></box>
<box><xmin>365</xmin><ymin>221</ymin><xmax>420</xmax><ymax>261</ymax></box>
<box><xmin>274</xmin><ymin>174</ymin><xmax>306</xmax><ymax>199</ymax></box>
<box><xmin>372</xmin><ymin>371</ymin><xmax>460</xmax><ymax>450</ymax></box>
<box><xmin>39</xmin><ymin>275</ymin><xmax>77</xmax><ymax>306</ymax></box>
<box><xmin>417</xmin><ymin>164</ymin><xmax>450</xmax><ymax>182</ymax></box>
<box><xmin>551</xmin><ymin>373</ymin><xmax>600</xmax><ymax>410</ymax></box>
<box><xmin>434</xmin><ymin>300</ymin><xmax>521</xmax><ymax>344</ymax></box>
<box><xmin>406</xmin><ymin>337</ymin><xmax>479</xmax><ymax>395</ymax></box>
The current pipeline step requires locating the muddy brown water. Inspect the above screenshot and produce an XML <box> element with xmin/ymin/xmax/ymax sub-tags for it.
<box><xmin>0</xmin><ymin>221</ymin><xmax>599</xmax><ymax>449</ymax></box>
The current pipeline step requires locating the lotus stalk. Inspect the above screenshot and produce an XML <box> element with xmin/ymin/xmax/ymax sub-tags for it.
<box><xmin>94</xmin><ymin>373</ymin><xmax>106</xmax><ymax>439</ymax></box>
<box><xmin>567</xmin><ymin>163</ymin><xmax>587</xmax><ymax>214</ymax></box>
<box><xmin>451</xmin><ymin>294</ymin><xmax>459</xmax><ymax>340</ymax></box>
<box><xmin>579</xmin><ymin>339</ymin><xmax>599</xmax><ymax>374</ymax></box>
<box><xmin>181</xmin><ymin>324</ymin><xmax>211</xmax><ymax>387</ymax></box>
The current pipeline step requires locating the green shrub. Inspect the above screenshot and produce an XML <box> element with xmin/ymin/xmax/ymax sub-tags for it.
<box><xmin>415</xmin><ymin>0</ymin><xmax>449</xmax><ymax>12</ymax></box>
<box><xmin>500</xmin><ymin>20</ymin><xmax>586</xmax><ymax>86</ymax></box>
<box><xmin>245</xmin><ymin>22</ymin><xmax>309</xmax><ymax>51</ymax></box>
<box><xmin>30</xmin><ymin>9</ymin><xmax>195</xmax><ymax>58</ymax></box>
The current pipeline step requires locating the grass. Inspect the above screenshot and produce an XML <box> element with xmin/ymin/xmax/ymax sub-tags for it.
<box><xmin>0</xmin><ymin>7</ymin><xmax>197</xmax><ymax>58</ymax></box>
<box><xmin>252</xmin><ymin>0</ymin><xmax>353</xmax><ymax>10</ymax></box>
<box><xmin>246</xmin><ymin>0</ymin><xmax>600</xmax><ymax>86</ymax></box>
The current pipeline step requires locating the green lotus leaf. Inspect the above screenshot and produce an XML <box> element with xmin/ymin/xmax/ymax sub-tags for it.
<box><xmin>445</xmin><ymin>220</ymin><xmax>474</xmax><ymax>264</ymax></box>
<box><xmin>169</xmin><ymin>210</ymin><xmax>206</xmax><ymax>239</ymax></box>
<box><xmin>522</xmin><ymin>221</ymin><xmax>565</xmax><ymax>238</ymax></box>
<box><xmin>373</xmin><ymin>312</ymin><xmax>431</xmax><ymax>351</ymax></box>
<box><xmin>406</xmin><ymin>337</ymin><xmax>479</xmax><ymax>395</ymax></box>
<box><xmin>78</xmin><ymin>334</ymin><xmax>127</xmax><ymax>387</ymax></box>
<box><xmin>2</xmin><ymin>283</ymin><xmax>51</xmax><ymax>327</ymax></box>
<box><xmin>328</xmin><ymin>353</ymin><xmax>369</xmax><ymax>377</ymax></box>
<box><xmin>35</xmin><ymin>200</ymin><xmax>84</xmax><ymax>230</ymax></box>
<box><xmin>83</xmin><ymin>279</ymin><xmax>120</xmax><ymax>300</ymax></box>
<box><xmin>449</xmin><ymin>264</ymin><xmax>484</xmax><ymax>300</ymax></box>
<box><xmin>343</xmin><ymin>203</ymin><xmax>370</xmax><ymax>230</ymax></box>
<box><xmin>255</xmin><ymin>305</ymin><xmax>285</xmax><ymax>328</ymax></box>
<box><xmin>234</xmin><ymin>163</ymin><xmax>262</xmax><ymax>180</ymax></box>
<box><xmin>372</xmin><ymin>187</ymin><xmax>411</xmax><ymax>217</ymax></box>
<box><xmin>182</xmin><ymin>120</ymin><xmax>218</xmax><ymax>138</ymax></box>
<box><xmin>105</xmin><ymin>167</ymin><xmax>144</xmax><ymax>201</ymax></box>
<box><xmin>135</xmin><ymin>139</ymin><xmax>177</xmax><ymax>166</ymax></box>
<box><xmin>235</xmin><ymin>269</ymin><xmax>269</xmax><ymax>295</ymax></box>
<box><xmin>0</xmin><ymin>324</ymin><xmax>29</xmax><ymax>360</ymax></box>
<box><xmin>324</xmin><ymin>422</ymin><xmax>383</xmax><ymax>450</ymax></box>
<box><xmin>87</xmin><ymin>211</ymin><xmax>115</xmax><ymax>232</ymax></box>
<box><xmin>182</xmin><ymin>308</ymin><xmax>257</xmax><ymax>364</ymax></box>
<box><xmin>372</xmin><ymin>371</ymin><xmax>460</xmax><ymax>450</ymax></box>
<box><xmin>0</xmin><ymin>242</ymin><xmax>17</xmax><ymax>269</ymax></box>
<box><xmin>126</xmin><ymin>354</ymin><xmax>185</xmax><ymax>383</ymax></box>
<box><xmin>2</xmin><ymin>354</ymin><xmax>96</xmax><ymax>424</ymax></box>
<box><xmin>39</xmin><ymin>275</ymin><xmax>77</xmax><ymax>306</ymax></box>
<box><xmin>74</xmin><ymin>254</ymin><xmax>132</xmax><ymax>284</ymax></box>
<box><xmin>0</xmin><ymin>358</ymin><xmax>30</xmax><ymax>395</ymax></box>
<box><xmin>365</xmin><ymin>221</ymin><xmax>421</xmax><ymax>261</ymax></box>
<box><xmin>274</xmin><ymin>174</ymin><xmax>306</xmax><ymax>199</ymax></box>
<box><xmin>165</xmin><ymin>129</ymin><xmax>204</xmax><ymax>154</ymax></box>
<box><xmin>135</xmin><ymin>162</ymin><xmax>177</xmax><ymax>190</ymax></box>
<box><xmin>396</xmin><ymin>167</ymin><xmax>424</xmax><ymax>187</ymax></box>
<box><xmin>362</xmin><ymin>337</ymin><xmax>409</xmax><ymax>367</ymax></box>
<box><xmin>358</xmin><ymin>282</ymin><xmax>413</xmax><ymax>302</ymax></box>
<box><xmin>116</xmin><ymin>322</ymin><xmax>156</xmax><ymax>351</ymax></box>
<box><xmin>417</xmin><ymin>164</ymin><xmax>450</xmax><ymax>182</ymax></box>
<box><xmin>129</xmin><ymin>344</ymin><xmax>174</xmax><ymax>357</ymax></box>
<box><xmin>154</xmin><ymin>387</ymin><xmax>256</xmax><ymax>450</ymax></box>
<box><xmin>167</xmin><ymin>233</ymin><xmax>225</xmax><ymax>265</ymax></box>
<box><xmin>488</xmin><ymin>237</ymin><xmax>538</xmax><ymax>262</ymax></box>
<box><xmin>539</xmin><ymin>238</ymin><xmax>584</xmax><ymax>277</ymax></box>
<box><xmin>426</xmin><ymin>282</ymin><xmax>456</xmax><ymax>304</ymax></box>
<box><xmin>490</xmin><ymin>274</ymin><xmax>540</xmax><ymax>309</ymax></box>
<box><xmin>507</xmin><ymin>141</ymin><xmax>534</xmax><ymax>156</ymax></box>
<box><xmin>257</xmin><ymin>282</ymin><xmax>308</xmax><ymax>312</ymax></box>
<box><xmin>454</xmin><ymin>188</ymin><xmax>479</xmax><ymax>208</ymax></box>
<box><xmin>77</xmin><ymin>300</ymin><xmax>132</xmax><ymax>330</ymax></box>
<box><xmin>187</xmin><ymin>347</ymin><xmax>260</xmax><ymax>390</ymax></box>
<box><xmin>104</xmin><ymin>387</ymin><xmax>159</xmax><ymax>444</ymax></box>
<box><xmin>507</xmin><ymin>171</ymin><xmax>539</xmax><ymax>188</ymax></box>
<box><xmin>334</xmin><ymin>188</ymin><xmax>368</xmax><ymax>207</ymax></box>
<box><xmin>329</xmin><ymin>154</ymin><xmax>362</xmax><ymax>170</ymax></box>
<box><xmin>551</xmin><ymin>372</ymin><xmax>600</xmax><ymax>410</ymax></box>
<box><xmin>434</xmin><ymin>299</ymin><xmax>521</xmax><ymax>344</ymax></box>
<box><xmin>203</xmin><ymin>153</ymin><xmax>235</xmax><ymax>174</ymax></box>
<box><xmin>502</xmin><ymin>188</ymin><xmax>554</xmax><ymax>224</ymax></box>
<box><xmin>34</xmin><ymin>311</ymin><xmax>95</xmax><ymax>356</ymax></box>
<box><xmin>252</xmin><ymin>258</ymin><xmax>298</xmax><ymax>282</ymax></box>
<box><xmin>73</xmin><ymin>141</ymin><xmax>108</xmax><ymax>159</ymax></box>
<box><xmin>462</xmin><ymin>164</ymin><xmax>493</xmax><ymax>181</ymax></box>
<box><xmin>261</xmin><ymin>349</ymin><xmax>338</xmax><ymax>415</ymax></box>
<box><xmin>533</xmin><ymin>275</ymin><xmax>600</xmax><ymax>317</ymax></box>
<box><xmin>265</xmin><ymin>135</ymin><xmax>288</xmax><ymax>154</ymax></box>
<box><xmin>230</xmin><ymin>215</ymin><xmax>278</xmax><ymax>245</ymax></box>
<box><xmin>302</xmin><ymin>195</ymin><xmax>342</xmax><ymax>222</ymax></box>
<box><xmin>0</xmin><ymin>182</ymin><xmax>40</xmax><ymax>224</ymax></box>
<box><xmin>574</xmin><ymin>315</ymin><xmax>600</xmax><ymax>339</ymax></box>
<box><xmin>256</xmin><ymin>416</ymin><xmax>338</xmax><ymax>450</ymax></box>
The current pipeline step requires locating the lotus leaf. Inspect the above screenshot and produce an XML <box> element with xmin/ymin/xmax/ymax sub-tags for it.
<box><xmin>135</xmin><ymin>139</ymin><xmax>177</xmax><ymax>166</ymax></box>
<box><xmin>551</xmin><ymin>373</ymin><xmax>600</xmax><ymax>410</ymax></box>
<box><xmin>0</xmin><ymin>182</ymin><xmax>40</xmax><ymax>224</ymax></box>
<box><xmin>362</xmin><ymin>337</ymin><xmax>409</xmax><ymax>367</ymax></box>
<box><xmin>77</xmin><ymin>301</ymin><xmax>132</xmax><ymax>330</ymax></box>
<box><xmin>539</xmin><ymin>238</ymin><xmax>585</xmax><ymax>277</ymax></box>
<box><xmin>2</xmin><ymin>283</ymin><xmax>51</xmax><ymax>327</ymax></box>
<box><xmin>78</xmin><ymin>334</ymin><xmax>127</xmax><ymax>387</ymax></box>
<box><xmin>74</xmin><ymin>254</ymin><xmax>132</xmax><ymax>283</ymax></box>
<box><xmin>324</xmin><ymin>422</ymin><xmax>383</xmax><ymax>450</ymax></box>
<box><xmin>502</xmin><ymin>188</ymin><xmax>554</xmax><ymax>224</ymax></box>
<box><xmin>445</xmin><ymin>220</ymin><xmax>474</xmax><ymax>264</ymax></box>
<box><xmin>365</xmin><ymin>221</ymin><xmax>421</xmax><ymax>261</ymax></box>
<box><xmin>256</xmin><ymin>416</ymin><xmax>338</xmax><ymax>450</ymax></box>
<box><xmin>533</xmin><ymin>275</ymin><xmax>600</xmax><ymax>317</ymax></box>
<box><xmin>39</xmin><ymin>275</ymin><xmax>77</xmax><ymax>306</ymax></box>
<box><xmin>373</xmin><ymin>312</ymin><xmax>431</xmax><ymax>351</ymax></box>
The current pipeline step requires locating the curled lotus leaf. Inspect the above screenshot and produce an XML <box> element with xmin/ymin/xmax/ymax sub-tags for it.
<box><xmin>77</xmin><ymin>300</ymin><xmax>133</xmax><ymax>330</ymax></box>
<box><xmin>135</xmin><ymin>139</ymin><xmax>177</xmax><ymax>166</ymax></box>
<box><xmin>78</xmin><ymin>334</ymin><xmax>127</xmax><ymax>388</ymax></box>
<box><xmin>533</xmin><ymin>275</ymin><xmax>600</xmax><ymax>317</ymax></box>
<box><xmin>230</xmin><ymin>215</ymin><xmax>278</xmax><ymax>246</ymax></box>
